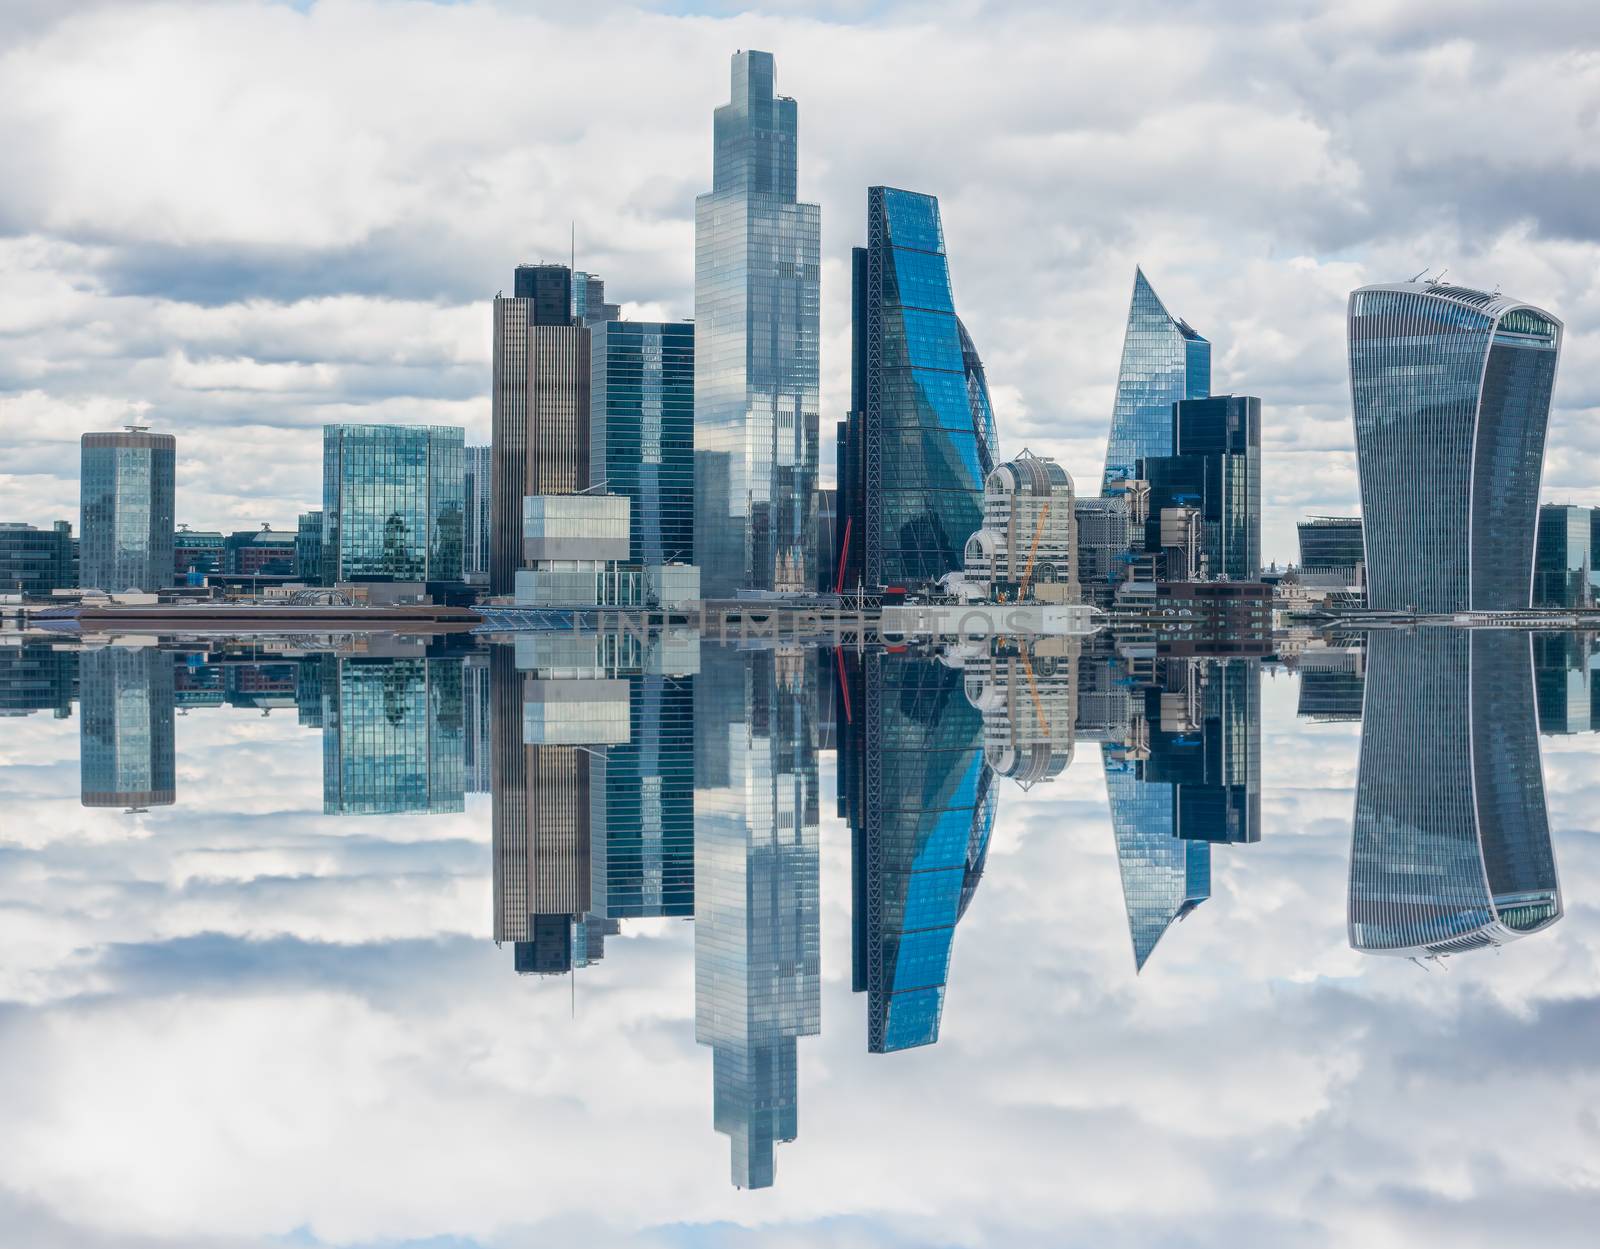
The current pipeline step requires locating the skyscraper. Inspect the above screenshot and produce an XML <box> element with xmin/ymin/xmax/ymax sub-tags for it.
<box><xmin>838</xmin><ymin>652</ymin><xmax>996</xmax><ymax>1052</ymax></box>
<box><xmin>463</xmin><ymin>445</ymin><xmax>492</xmax><ymax>586</ymax></box>
<box><xmin>80</xmin><ymin>429</ymin><xmax>176</xmax><ymax>593</ymax></box>
<box><xmin>321</xmin><ymin>424</ymin><xmax>465</xmax><ymax>584</ymax></box>
<box><xmin>1350</xmin><ymin>630</ymin><xmax>1561</xmax><ymax>956</ymax></box>
<box><xmin>694</xmin><ymin>645</ymin><xmax>820</xmax><ymax>1189</ymax></box>
<box><xmin>1140</xmin><ymin>395</ymin><xmax>1261</xmax><ymax>581</ymax></box>
<box><xmin>80</xmin><ymin>646</ymin><xmax>175</xmax><ymax>809</ymax></box>
<box><xmin>590</xmin><ymin>319</ymin><xmax>696</xmax><ymax>572</ymax></box>
<box><xmin>1102</xmin><ymin>269</ymin><xmax>1210</xmax><ymax>491</ymax></box>
<box><xmin>492</xmin><ymin>264</ymin><xmax>591</xmax><ymax>594</ymax></box>
<box><xmin>572</xmin><ymin>271</ymin><xmax>621</xmax><ymax>327</ymax></box>
<box><xmin>1349</xmin><ymin>281</ymin><xmax>1562</xmax><ymax>612</ymax></box>
<box><xmin>838</xmin><ymin>187</ymin><xmax>999</xmax><ymax>591</ymax></box>
<box><xmin>321</xmin><ymin>654</ymin><xmax>465</xmax><ymax>815</ymax></box>
<box><xmin>1533</xmin><ymin>504</ymin><xmax>1594</xmax><ymax>609</ymax></box>
<box><xmin>694</xmin><ymin>50</ymin><xmax>820</xmax><ymax>596</ymax></box>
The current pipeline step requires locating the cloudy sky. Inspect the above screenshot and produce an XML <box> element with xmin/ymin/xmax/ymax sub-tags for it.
<box><xmin>2</xmin><ymin>646</ymin><xmax>1599</xmax><ymax>1247</ymax></box>
<box><xmin>3</xmin><ymin>0</ymin><xmax>1600</xmax><ymax>560</ymax></box>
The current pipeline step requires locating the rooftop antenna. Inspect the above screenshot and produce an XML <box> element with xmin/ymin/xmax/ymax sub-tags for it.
<box><xmin>1435</xmin><ymin>268</ymin><xmax>1448</xmax><ymax>284</ymax></box>
<box><xmin>1407</xmin><ymin>268</ymin><xmax>1428</xmax><ymax>283</ymax></box>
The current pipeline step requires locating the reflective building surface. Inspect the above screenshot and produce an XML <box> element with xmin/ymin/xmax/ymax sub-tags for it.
<box><xmin>321</xmin><ymin>424</ymin><xmax>465</xmax><ymax>583</ymax></box>
<box><xmin>838</xmin><ymin>187</ymin><xmax>1000</xmax><ymax>590</ymax></box>
<box><xmin>1102</xmin><ymin>268</ymin><xmax>1210</xmax><ymax>491</ymax></box>
<box><xmin>694</xmin><ymin>50</ymin><xmax>820</xmax><ymax>596</ymax></box>
<box><xmin>79</xmin><ymin>429</ymin><xmax>176</xmax><ymax>593</ymax></box>
<box><xmin>4</xmin><ymin>626</ymin><xmax>1600</xmax><ymax>1243</ymax></box>
<box><xmin>1349</xmin><ymin>281</ymin><xmax>1563</xmax><ymax>612</ymax></box>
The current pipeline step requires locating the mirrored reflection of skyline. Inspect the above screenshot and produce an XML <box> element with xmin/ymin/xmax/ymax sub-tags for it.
<box><xmin>3</xmin><ymin>628</ymin><xmax>1599</xmax><ymax>1204</ymax></box>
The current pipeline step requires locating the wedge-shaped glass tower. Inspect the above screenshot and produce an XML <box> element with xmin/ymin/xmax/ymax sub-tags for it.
<box><xmin>1349</xmin><ymin>281</ymin><xmax>1562</xmax><ymax>612</ymax></box>
<box><xmin>1102</xmin><ymin>268</ymin><xmax>1209</xmax><ymax>491</ymax></box>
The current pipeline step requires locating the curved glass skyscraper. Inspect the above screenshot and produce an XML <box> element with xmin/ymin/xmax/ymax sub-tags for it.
<box><xmin>837</xmin><ymin>186</ymin><xmax>999</xmax><ymax>590</ymax></box>
<box><xmin>1102</xmin><ymin>267</ymin><xmax>1210</xmax><ymax>491</ymax></box>
<box><xmin>1349</xmin><ymin>281</ymin><xmax>1563</xmax><ymax>612</ymax></box>
<box><xmin>1350</xmin><ymin>630</ymin><xmax>1561</xmax><ymax>957</ymax></box>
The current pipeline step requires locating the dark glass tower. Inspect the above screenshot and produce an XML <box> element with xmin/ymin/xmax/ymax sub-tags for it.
<box><xmin>590</xmin><ymin>319</ymin><xmax>696</xmax><ymax>570</ymax></box>
<box><xmin>1297</xmin><ymin>517</ymin><xmax>1365</xmax><ymax>576</ymax></box>
<box><xmin>839</xmin><ymin>187</ymin><xmax>999</xmax><ymax>590</ymax></box>
<box><xmin>513</xmin><ymin>264</ymin><xmax>573</xmax><ymax>327</ymax></box>
<box><xmin>694</xmin><ymin>51</ymin><xmax>820</xmax><ymax>596</ymax></box>
<box><xmin>1140</xmin><ymin>394</ymin><xmax>1261</xmax><ymax>580</ymax></box>
<box><xmin>838</xmin><ymin>652</ymin><xmax>996</xmax><ymax>1052</ymax></box>
<box><xmin>1534</xmin><ymin>504</ymin><xmax>1593</xmax><ymax>609</ymax></box>
<box><xmin>1350</xmin><ymin>630</ymin><xmax>1561</xmax><ymax>956</ymax></box>
<box><xmin>1103</xmin><ymin>269</ymin><xmax>1210</xmax><ymax>491</ymax></box>
<box><xmin>1349</xmin><ymin>281</ymin><xmax>1562</xmax><ymax>612</ymax></box>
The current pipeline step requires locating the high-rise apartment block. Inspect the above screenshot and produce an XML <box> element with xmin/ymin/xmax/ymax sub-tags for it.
<box><xmin>492</xmin><ymin>265</ymin><xmax>591</xmax><ymax>593</ymax></box>
<box><xmin>838</xmin><ymin>187</ymin><xmax>999</xmax><ymax>591</ymax></box>
<box><xmin>694</xmin><ymin>50</ymin><xmax>820</xmax><ymax>596</ymax></box>
<box><xmin>1349</xmin><ymin>281</ymin><xmax>1562</xmax><ymax>612</ymax></box>
<box><xmin>80</xmin><ymin>429</ymin><xmax>176</xmax><ymax>593</ymax></box>
<box><xmin>321</xmin><ymin>424</ymin><xmax>465</xmax><ymax>584</ymax></box>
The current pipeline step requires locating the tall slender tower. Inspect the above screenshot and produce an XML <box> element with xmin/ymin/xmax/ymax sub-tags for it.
<box><xmin>1102</xmin><ymin>269</ymin><xmax>1210</xmax><ymax>492</ymax></box>
<box><xmin>491</xmin><ymin>263</ymin><xmax>590</xmax><ymax>595</ymax></box>
<box><xmin>694</xmin><ymin>50</ymin><xmax>820</xmax><ymax>597</ymax></box>
<box><xmin>1349</xmin><ymin>280</ymin><xmax>1562</xmax><ymax>612</ymax></box>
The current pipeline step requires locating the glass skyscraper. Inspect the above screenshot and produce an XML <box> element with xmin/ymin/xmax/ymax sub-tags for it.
<box><xmin>591</xmin><ymin>320</ymin><xmax>696</xmax><ymax>570</ymax></box>
<box><xmin>694</xmin><ymin>50</ymin><xmax>820</xmax><ymax>596</ymax></box>
<box><xmin>1140</xmin><ymin>395</ymin><xmax>1261</xmax><ymax>580</ymax></box>
<box><xmin>1534</xmin><ymin>504</ymin><xmax>1593</xmax><ymax>609</ymax></box>
<box><xmin>838</xmin><ymin>652</ymin><xmax>996</xmax><ymax>1052</ymax></box>
<box><xmin>694</xmin><ymin>645</ymin><xmax>820</xmax><ymax>1189</ymax></box>
<box><xmin>321</xmin><ymin>655</ymin><xmax>465</xmax><ymax>815</ymax></box>
<box><xmin>462</xmin><ymin>445</ymin><xmax>492</xmax><ymax>586</ymax></box>
<box><xmin>837</xmin><ymin>187</ymin><xmax>999</xmax><ymax>590</ymax></box>
<box><xmin>321</xmin><ymin>424</ymin><xmax>465</xmax><ymax>583</ymax></box>
<box><xmin>80</xmin><ymin>646</ymin><xmax>175</xmax><ymax>809</ymax></box>
<box><xmin>1350</xmin><ymin>630</ymin><xmax>1561</xmax><ymax>956</ymax></box>
<box><xmin>1349</xmin><ymin>281</ymin><xmax>1563</xmax><ymax>612</ymax></box>
<box><xmin>1102</xmin><ymin>268</ymin><xmax>1210</xmax><ymax>491</ymax></box>
<box><xmin>80</xmin><ymin>429</ymin><xmax>176</xmax><ymax>592</ymax></box>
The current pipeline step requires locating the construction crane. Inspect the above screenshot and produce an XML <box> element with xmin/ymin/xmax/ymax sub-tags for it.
<box><xmin>1018</xmin><ymin>502</ymin><xmax>1050</xmax><ymax>600</ymax></box>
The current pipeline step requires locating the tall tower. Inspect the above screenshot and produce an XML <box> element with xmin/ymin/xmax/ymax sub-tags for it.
<box><xmin>1350</xmin><ymin>630</ymin><xmax>1561</xmax><ymax>956</ymax></box>
<box><xmin>492</xmin><ymin>264</ymin><xmax>591</xmax><ymax>595</ymax></box>
<box><xmin>694</xmin><ymin>646</ymin><xmax>820</xmax><ymax>1188</ymax></box>
<box><xmin>1349</xmin><ymin>281</ymin><xmax>1562</xmax><ymax>612</ymax></box>
<box><xmin>1102</xmin><ymin>269</ymin><xmax>1210</xmax><ymax>492</ymax></box>
<box><xmin>694</xmin><ymin>50</ymin><xmax>820</xmax><ymax>597</ymax></box>
<box><xmin>838</xmin><ymin>188</ymin><xmax>999</xmax><ymax>591</ymax></box>
<box><xmin>79</xmin><ymin>647</ymin><xmax>175</xmax><ymax>809</ymax></box>
<box><xmin>79</xmin><ymin>429</ymin><xmax>176</xmax><ymax>593</ymax></box>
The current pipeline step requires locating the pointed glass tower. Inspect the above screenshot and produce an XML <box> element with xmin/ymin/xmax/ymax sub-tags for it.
<box><xmin>1103</xmin><ymin>747</ymin><xmax>1210</xmax><ymax>971</ymax></box>
<box><xmin>1102</xmin><ymin>268</ymin><xmax>1210</xmax><ymax>492</ymax></box>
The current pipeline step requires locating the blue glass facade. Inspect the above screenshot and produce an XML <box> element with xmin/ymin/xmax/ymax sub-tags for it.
<box><xmin>591</xmin><ymin>320</ymin><xmax>696</xmax><ymax>568</ymax></box>
<box><xmin>80</xmin><ymin>431</ymin><xmax>176</xmax><ymax>592</ymax></box>
<box><xmin>322</xmin><ymin>655</ymin><xmax>465</xmax><ymax>815</ymax></box>
<box><xmin>839</xmin><ymin>652</ymin><xmax>995</xmax><ymax>1052</ymax></box>
<box><xmin>1534</xmin><ymin>504</ymin><xmax>1593</xmax><ymax>609</ymax></box>
<box><xmin>694</xmin><ymin>51</ymin><xmax>820</xmax><ymax>596</ymax></box>
<box><xmin>1350</xmin><ymin>630</ymin><xmax>1560</xmax><ymax>956</ymax></box>
<box><xmin>1102</xmin><ymin>269</ymin><xmax>1209</xmax><ymax>491</ymax></box>
<box><xmin>80</xmin><ymin>646</ymin><xmax>175</xmax><ymax>808</ymax></box>
<box><xmin>1349</xmin><ymin>283</ymin><xmax>1562</xmax><ymax>612</ymax></box>
<box><xmin>590</xmin><ymin>672</ymin><xmax>695</xmax><ymax>919</ymax></box>
<box><xmin>840</xmin><ymin>187</ymin><xmax>999</xmax><ymax>589</ymax></box>
<box><xmin>0</xmin><ymin>521</ymin><xmax>75</xmax><ymax>596</ymax></box>
<box><xmin>322</xmin><ymin>424</ymin><xmax>465</xmax><ymax>583</ymax></box>
<box><xmin>1140</xmin><ymin>395</ymin><xmax>1261</xmax><ymax>580</ymax></box>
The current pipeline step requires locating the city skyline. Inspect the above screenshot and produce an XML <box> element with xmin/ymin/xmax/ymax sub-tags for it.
<box><xmin>5</xmin><ymin>7</ymin><xmax>1599</xmax><ymax>569</ymax></box>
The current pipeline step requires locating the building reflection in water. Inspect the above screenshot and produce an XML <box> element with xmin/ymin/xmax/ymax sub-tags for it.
<box><xmin>1097</xmin><ymin>650</ymin><xmax>1261</xmax><ymax>972</ymax></box>
<box><xmin>1350</xmin><ymin>630</ymin><xmax>1562</xmax><ymax>958</ymax></box>
<box><xmin>694</xmin><ymin>644</ymin><xmax>820</xmax><ymax>1189</ymax></box>
<box><xmin>80</xmin><ymin>646</ymin><xmax>176</xmax><ymax>810</ymax></box>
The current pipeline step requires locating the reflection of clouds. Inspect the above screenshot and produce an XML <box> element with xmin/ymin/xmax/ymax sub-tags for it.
<box><xmin>0</xmin><ymin>665</ymin><xmax>1597</xmax><ymax>1246</ymax></box>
